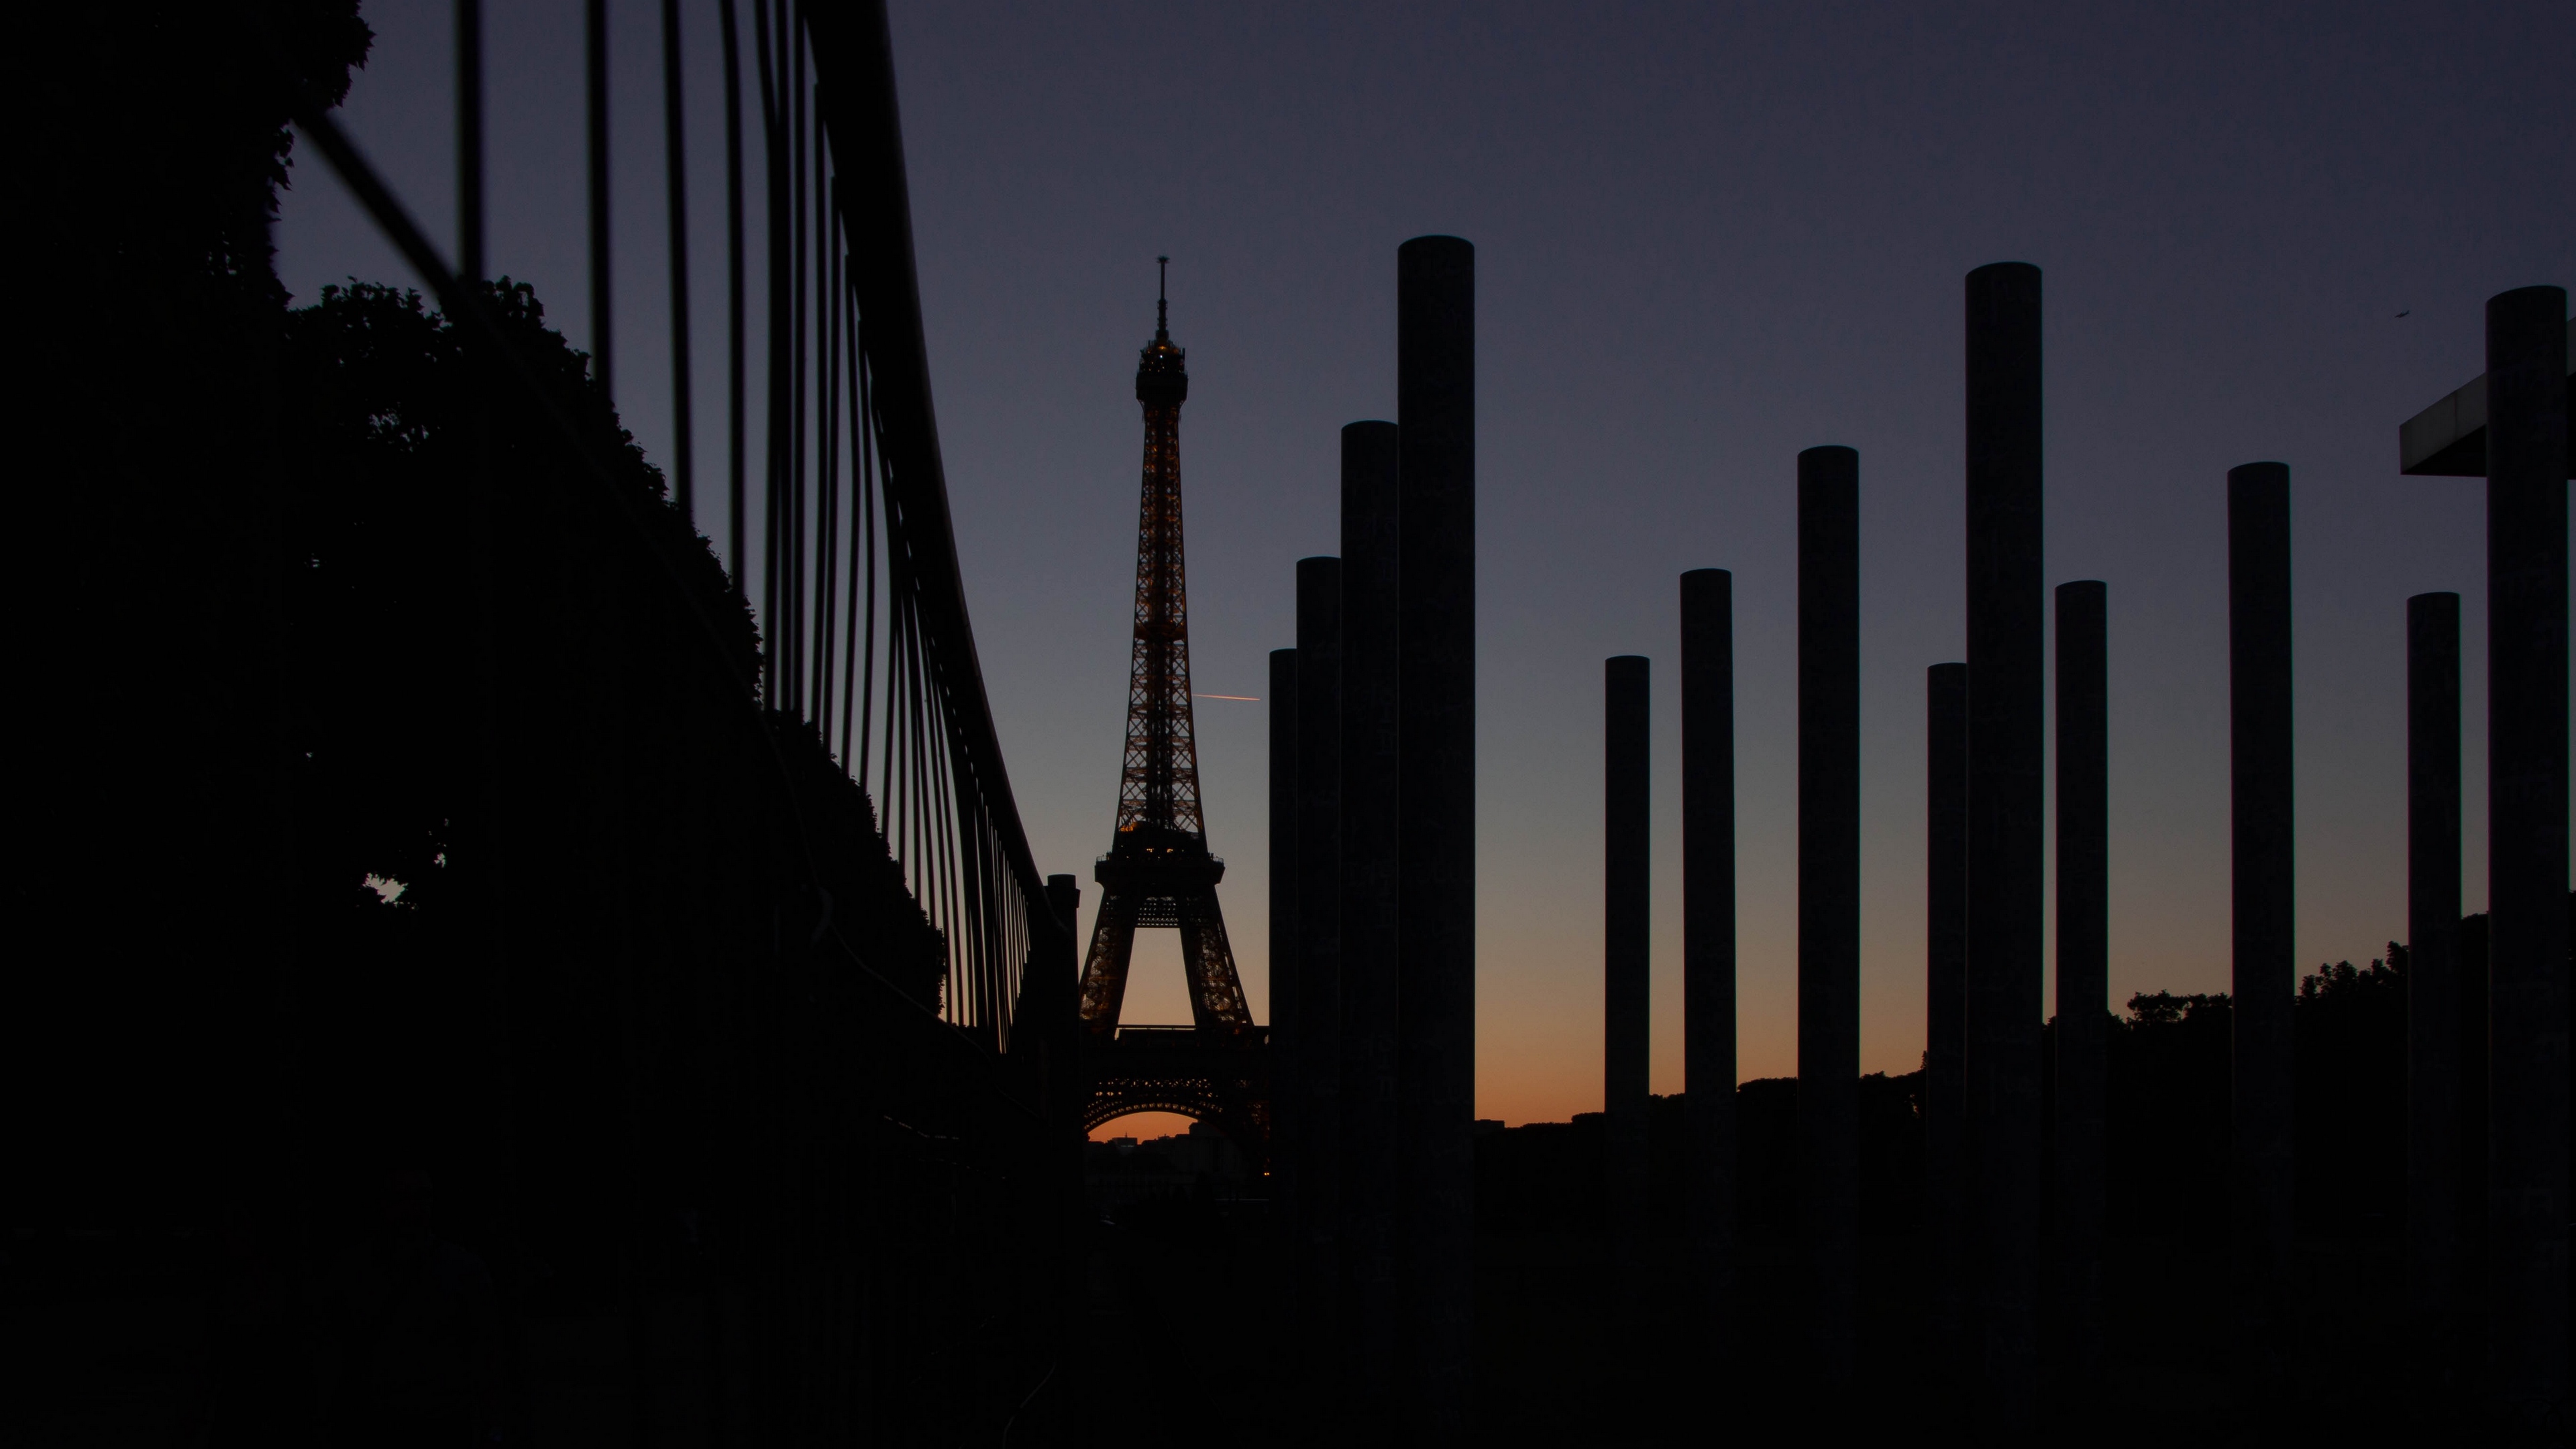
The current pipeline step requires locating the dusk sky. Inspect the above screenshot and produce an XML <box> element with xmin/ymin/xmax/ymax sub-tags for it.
<box><xmin>279</xmin><ymin>1</ymin><xmax>2571</xmax><ymax>1130</ymax></box>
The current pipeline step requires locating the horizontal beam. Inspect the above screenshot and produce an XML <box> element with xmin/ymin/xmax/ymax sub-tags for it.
<box><xmin>2400</xmin><ymin>318</ymin><xmax>2574</xmax><ymax>478</ymax></box>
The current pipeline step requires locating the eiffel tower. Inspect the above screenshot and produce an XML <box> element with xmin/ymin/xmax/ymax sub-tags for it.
<box><xmin>1077</xmin><ymin>260</ymin><xmax>1268</xmax><ymax>1152</ymax></box>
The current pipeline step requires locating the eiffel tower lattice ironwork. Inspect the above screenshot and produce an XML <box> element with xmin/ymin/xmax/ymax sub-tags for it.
<box><xmin>1077</xmin><ymin>261</ymin><xmax>1268</xmax><ymax>1150</ymax></box>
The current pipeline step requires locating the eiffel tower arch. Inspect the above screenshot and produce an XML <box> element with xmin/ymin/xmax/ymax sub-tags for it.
<box><xmin>1078</xmin><ymin>262</ymin><xmax>1271</xmax><ymax>1161</ymax></box>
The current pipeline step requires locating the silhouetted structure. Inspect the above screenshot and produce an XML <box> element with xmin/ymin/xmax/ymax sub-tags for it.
<box><xmin>2404</xmin><ymin>591</ymin><xmax>2462</xmax><ymax>1410</ymax></box>
<box><xmin>1963</xmin><ymin>260</ymin><xmax>2045</xmax><ymax>1426</ymax></box>
<box><xmin>2053</xmin><ymin>580</ymin><xmax>2108</xmax><ymax>1393</ymax></box>
<box><xmin>1925</xmin><ymin>662</ymin><xmax>1970</xmax><ymax>1379</ymax></box>
<box><xmin>1295</xmin><ymin>553</ymin><xmax>1346</xmax><ymax>1397</ymax></box>
<box><xmin>1338</xmin><ymin>423</ymin><xmax>1403</xmax><ymax>1421</ymax></box>
<box><xmin>1397</xmin><ymin>233</ymin><xmax>1477</xmax><ymax>1434</ymax></box>
<box><xmin>2397</xmin><ymin>295</ymin><xmax>2571</xmax><ymax>1432</ymax></box>
<box><xmin>1077</xmin><ymin>272</ymin><xmax>1271</xmax><ymax>1151</ymax></box>
<box><xmin>1604</xmin><ymin>655</ymin><xmax>1653</xmax><ymax>1336</ymax></box>
<box><xmin>1797</xmin><ymin>445</ymin><xmax>1861</xmax><ymax>1393</ymax></box>
<box><xmin>1271</xmin><ymin>647</ymin><xmax>1303</xmax><ymax>1275</ymax></box>
<box><xmin>2228</xmin><ymin>461</ymin><xmax>2296</xmax><ymax>1403</ymax></box>
<box><xmin>2475</xmin><ymin>288</ymin><xmax>2567</xmax><ymax>1432</ymax></box>
<box><xmin>1681</xmin><ymin>570</ymin><xmax>1738</xmax><ymax>1356</ymax></box>
<box><xmin>21</xmin><ymin>3</ymin><xmax>1083</xmax><ymax>1439</ymax></box>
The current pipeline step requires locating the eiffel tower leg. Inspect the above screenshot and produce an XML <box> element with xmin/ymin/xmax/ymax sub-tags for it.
<box><xmin>1079</xmin><ymin>890</ymin><xmax>1141</xmax><ymax>1030</ymax></box>
<box><xmin>1175</xmin><ymin>888</ymin><xmax>1251</xmax><ymax>1032</ymax></box>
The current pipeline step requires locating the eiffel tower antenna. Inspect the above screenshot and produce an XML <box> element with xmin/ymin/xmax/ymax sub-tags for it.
<box><xmin>1079</xmin><ymin>262</ymin><xmax>1254</xmax><ymax>1037</ymax></box>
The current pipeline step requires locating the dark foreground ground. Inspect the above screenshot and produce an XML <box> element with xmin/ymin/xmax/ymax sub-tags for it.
<box><xmin>1078</xmin><ymin>1207</ymin><xmax>2448</xmax><ymax>1448</ymax></box>
<box><xmin>0</xmin><ymin>1213</ymin><xmax>2455</xmax><ymax>1446</ymax></box>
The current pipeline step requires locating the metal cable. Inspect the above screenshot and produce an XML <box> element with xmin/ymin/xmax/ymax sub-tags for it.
<box><xmin>586</xmin><ymin>0</ymin><xmax>611</xmax><ymax>394</ymax></box>
<box><xmin>659</xmin><ymin>0</ymin><xmax>694</xmax><ymax>521</ymax></box>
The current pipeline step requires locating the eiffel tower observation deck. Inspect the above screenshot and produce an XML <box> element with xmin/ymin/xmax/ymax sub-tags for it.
<box><xmin>1077</xmin><ymin>260</ymin><xmax>1269</xmax><ymax>1150</ymax></box>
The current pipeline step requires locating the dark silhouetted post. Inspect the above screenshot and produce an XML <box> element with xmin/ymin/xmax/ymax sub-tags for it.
<box><xmin>1296</xmin><ymin>556</ymin><xmax>1344</xmax><ymax>1406</ymax></box>
<box><xmin>1682</xmin><ymin>570</ymin><xmax>1737</xmax><ymax>1361</ymax></box>
<box><xmin>2405</xmin><ymin>591</ymin><xmax>2461</xmax><ymax>1413</ymax></box>
<box><xmin>1964</xmin><ymin>261</ymin><xmax>2044</xmax><ymax>1426</ymax></box>
<box><xmin>1044</xmin><ymin>871</ymin><xmax>1087</xmax><ymax>1389</ymax></box>
<box><xmin>2481</xmin><ymin>286</ymin><xmax>2567</xmax><ymax>1432</ymax></box>
<box><xmin>2227</xmin><ymin>462</ymin><xmax>2294</xmax><ymax>1404</ymax></box>
<box><xmin>586</xmin><ymin>0</ymin><xmax>612</xmax><ymax>392</ymax></box>
<box><xmin>1339</xmin><ymin>421</ymin><xmax>1403</xmax><ymax>1421</ymax></box>
<box><xmin>1270</xmin><ymin>647</ymin><xmax>1300</xmax><ymax>1295</ymax></box>
<box><xmin>1397</xmin><ymin>234</ymin><xmax>1475</xmax><ymax>1436</ymax></box>
<box><xmin>1925</xmin><ymin>662</ymin><xmax>1970</xmax><ymax>1382</ymax></box>
<box><xmin>1605</xmin><ymin>655</ymin><xmax>1652</xmax><ymax>1337</ymax></box>
<box><xmin>1798</xmin><ymin>446</ymin><xmax>1860</xmax><ymax>1393</ymax></box>
<box><xmin>2054</xmin><ymin>581</ymin><xmax>2107</xmax><ymax>1395</ymax></box>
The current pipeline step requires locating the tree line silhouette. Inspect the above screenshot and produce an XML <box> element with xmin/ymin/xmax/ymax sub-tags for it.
<box><xmin>1474</xmin><ymin>910</ymin><xmax>2550</xmax><ymax>1244</ymax></box>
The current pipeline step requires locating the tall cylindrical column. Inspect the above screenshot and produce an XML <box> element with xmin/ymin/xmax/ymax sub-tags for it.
<box><xmin>1798</xmin><ymin>445</ymin><xmax>1860</xmax><ymax>1392</ymax></box>
<box><xmin>1925</xmin><ymin>662</ymin><xmax>1970</xmax><ymax>1381</ymax></box>
<box><xmin>1964</xmin><ymin>261</ymin><xmax>2044</xmax><ymax>1424</ymax></box>
<box><xmin>1604</xmin><ymin>655</ymin><xmax>1652</xmax><ymax>1333</ymax></box>
<box><xmin>2227</xmin><ymin>462</ymin><xmax>2295</xmax><ymax>1402</ymax></box>
<box><xmin>1295</xmin><ymin>555</ymin><xmax>1344</xmax><ymax>1403</ymax></box>
<box><xmin>1681</xmin><ymin>570</ymin><xmax>1737</xmax><ymax>1359</ymax></box>
<box><xmin>1397</xmin><ymin>234</ymin><xmax>1475</xmax><ymax>1434</ymax></box>
<box><xmin>1338</xmin><ymin>419</ymin><xmax>1403</xmax><ymax>1418</ymax></box>
<box><xmin>2480</xmin><ymin>284</ymin><xmax>2567</xmax><ymax>1432</ymax></box>
<box><xmin>2404</xmin><ymin>590</ymin><xmax>2461</xmax><ymax>1413</ymax></box>
<box><xmin>2053</xmin><ymin>580</ymin><xmax>2108</xmax><ymax>1394</ymax></box>
<box><xmin>1269</xmin><ymin>647</ymin><xmax>1301</xmax><ymax>1294</ymax></box>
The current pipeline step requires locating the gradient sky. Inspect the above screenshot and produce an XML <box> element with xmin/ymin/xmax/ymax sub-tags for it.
<box><xmin>279</xmin><ymin>1</ymin><xmax>2571</xmax><ymax>1130</ymax></box>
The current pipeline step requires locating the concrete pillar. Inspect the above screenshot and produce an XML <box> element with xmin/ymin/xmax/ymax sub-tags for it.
<box><xmin>1964</xmin><ymin>261</ymin><xmax>2044</xmax><ymax>1425</ymax></box>
<box><xmin>1925</xmin><ymin>662</ymin><xmax>1970</xmax><ymax>1381</ymax></box>
<box><xmin>2404</xmin><ymin>590</ymin><xmax>2461</xmax><ymax>1413</ymax></box>
<box><xmin>1604</xmin><ymin>655</ymin><xmax>1652</xmax><ymax>1335</ymax></box>
<box><xmin>1269</xmin><ymin>648</ymin><xmax>1300</xmax><ymax>1291</ymax></box>
<box><xmin>1796</xmin><ymin>446</ymin><xmax>1860</xmax><ymax>1393</ymax></box>
<box><xmin>1397</xmin><ymin>234</ymin><xmax>1475</xmax><ymax>1435</ymax></box>
<box><xmin>1295</xmin><ymin>555</ymin><xmax>1344</xmax><ymax>1403</ymax></box>
<box><xmin>2480</xmin><ymin>284</ymin><xmax>2567</xmax><ymax>1432</ymax></box>
<box><xmin>2053</xmin><ymin>580</ymin><xmax>2107</xmax><ymax>1394</ymax></box>
<box><xmin>2227</xmin><ymin>461</ymin><xmax>2294</xmax><ymax>1402</ymax></box>
<box><xmin>1681</xmin><ymin>570</ymin><xmax>1736</xmax><ymax>1360</ymax></box>
<box><xmin>1338</xmin><ymin>420</ymin><xmax>1402</xmax><ymax>1421</ymax></box>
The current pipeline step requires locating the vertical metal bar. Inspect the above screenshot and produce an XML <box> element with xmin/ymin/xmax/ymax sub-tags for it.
<box><xmin>753</xmin><ymin>0</ymin><xmax>783</xmax><ymax>700</ymax></box>
<box><xmin>659</xmin><ymin>0</ymin><xmax>694</xmax><ymax>520</ymax></box>
<box><xmin>721</xmin><ymin>0</ymin><xmax>747</xmax><ymax>578</ymax></box>
<box><xmin>455</xmin><ymin>0</ymin><xmax>484</xmax><ymax>281</ymax></box>
<box><xmin>790</xmin><ymin>4</ymin><xmax>810</xmax><ymax>715</ymax></box>
<box><xmin>2053</xmin><ymin>579</ymin><xmax>2108</xmax><ymax>1395</ymax></box>
<box><xmin>1797</xmin><ymin>445</ymin><xmax>1860</xmax><ymax>1395</ymax></box>
<box><xmin>2227</xmin><ymin>460</ymin><xmax>2294</xmax><ymax>1404</ymax></box>
<box><xmin>859</xmin><ymin>318</ymin><xmax>879</xmax><ymax>793</ymax></box>
<box><xmin>816</xmin><ymin>173</ymin><xmax>839</xmax><ymax>745</ymax></box>
<box><xmin>2405</xmin><ymin>590</ymin><xmax>2462</xmax><ymax>1411</ymax></box>
<box><xmin>1682</xmin><ymin>568</ymin><xmax>1736</xmax><ymax>1363</ymax></box>
<box><xmin>841</xmin><ymin>283</ymin><xmax>865</xmax><ymax>772</ymax></box>
<box><xmin>586</xmin><ymin>0</ymin><xmax>612</xmax><ymax>393</ymax></box>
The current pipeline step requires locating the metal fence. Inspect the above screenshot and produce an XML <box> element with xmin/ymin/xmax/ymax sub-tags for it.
<box><xmin>290</xmin><ymin>0</ymin><xmax>1055</xmax><ymax>1051</ymax></box>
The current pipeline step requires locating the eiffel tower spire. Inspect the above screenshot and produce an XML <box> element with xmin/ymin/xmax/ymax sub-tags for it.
<box><xmin>1079</xmin><ymin>262</ymin><xmax>1253</xmax><ymax>1034</ymax></box>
